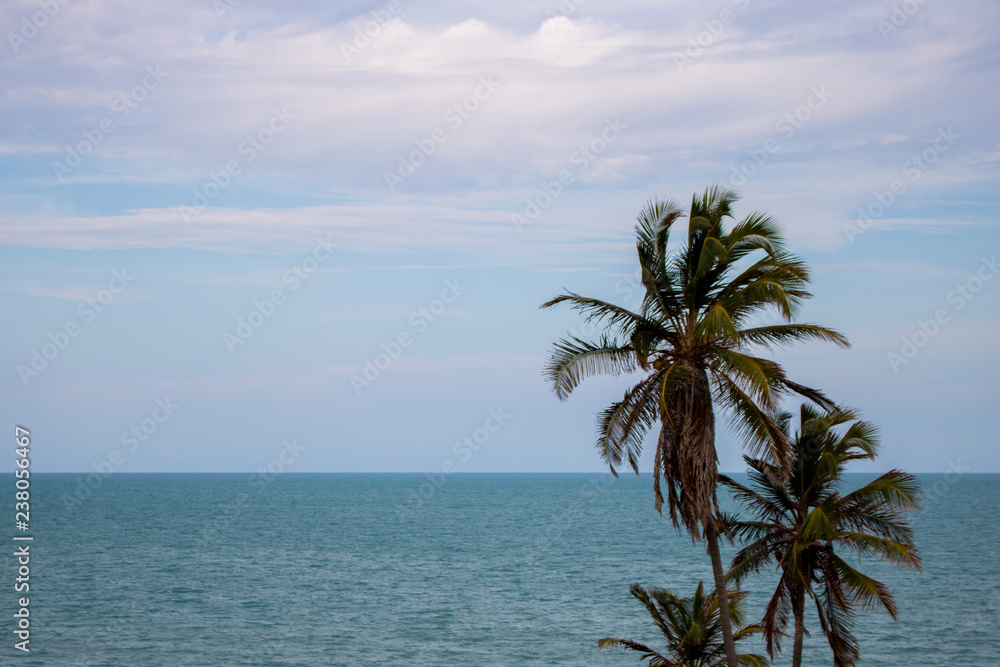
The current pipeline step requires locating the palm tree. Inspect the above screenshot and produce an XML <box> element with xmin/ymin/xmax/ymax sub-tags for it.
<box><xmin>720</xmin><ymin>404</ymin><xmax>922</xmax><ymax>666</ymax></box>
<box><xmin>542</xmin><ymin>186</ymin><xmax>847</xmax><ymax>667</ymax></box>
<box><xmin>598</xmin><ymin>581</ymin><xmax>768</xmax><ymax>666</ymax></box>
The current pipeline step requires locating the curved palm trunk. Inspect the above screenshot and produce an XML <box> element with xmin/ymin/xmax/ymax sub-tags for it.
<box><xmin>791</xmin><ymin>588</ymin><xmax>806</xmax><ymax>667</ymax></box>
<box><xmin>706</xmin><ymin>525</ymin><xmax>739</xmax><ymax>667</ymax></box>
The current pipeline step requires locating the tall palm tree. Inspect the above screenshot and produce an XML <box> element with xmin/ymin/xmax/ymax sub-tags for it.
<box><xmin>721</xmin><ymin>404</ymin><xmax>922</xmax><ymax>666</ymax></box>
<box><xmin>598</xmin><ymin>582</ymin><xmax>768</xmax><ymax>666</ymax></box>
<box><xmin>542</xmin><ymin>187</ymin><xmax>848</xmax><ymax>667</ymax></box>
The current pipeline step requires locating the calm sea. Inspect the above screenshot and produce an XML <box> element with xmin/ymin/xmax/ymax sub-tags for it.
<box><xmin>2</xmin><ymin>473</ymin><xmax>997</xmax><ymax>666</ymax></box>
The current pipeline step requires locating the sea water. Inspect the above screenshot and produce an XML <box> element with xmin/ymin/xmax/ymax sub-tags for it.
<box><xmin>3</xmin><ymin>473</ymin><xmax>996</xmax><ymax>666</ymax></box>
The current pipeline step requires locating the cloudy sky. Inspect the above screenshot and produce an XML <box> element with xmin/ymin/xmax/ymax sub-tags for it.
<box><xmin>1</xmin><ymin>0</ymin><xmax>997</xmax><ymax>475</ymax></box>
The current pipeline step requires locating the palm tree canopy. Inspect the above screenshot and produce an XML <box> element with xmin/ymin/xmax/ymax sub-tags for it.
<box><xmin>720</xmin><ymin>404</ymin><xmax>922</xmax><ymax>664</ymax></box>
<box><xmin>542</xmin><ymin>187</ymin><xmax>848</xmax><ymax>534</ymax></box>
<box><xmin>598</xmin><ymin>581</ymin><xmax>769</xmax><ymax>667</ymax></box>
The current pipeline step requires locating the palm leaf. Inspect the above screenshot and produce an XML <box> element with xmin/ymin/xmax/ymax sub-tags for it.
<box><xmin>736</xmin><ymin>324</ymin><xmax>849</xmax><ymax>350</ymax></box>
<box><xmin>839</xmin><ymin>470</ymin><xmax>920</xmax><ymax>513</ymax></box>
<box><xmin>543</xmin><ymin>335</ymin><xmax>637</xmax><ymax>401</ymax></box>
<box><xmin>596</xmin><ymin>373</ymin><xmax>663</xmax><ymax>473</ymax></box>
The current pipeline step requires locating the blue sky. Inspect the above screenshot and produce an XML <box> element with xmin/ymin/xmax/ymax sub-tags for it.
<box><xmin>1</xmin><ymin>0</ymin><xmax>997</xmax><ymax>474</ymax></box>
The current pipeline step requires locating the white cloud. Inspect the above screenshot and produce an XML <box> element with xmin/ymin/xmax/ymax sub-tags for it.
<box><xmin>0</xmin><ymin>0</ymin><xmax>996</xmax><ymax>254</ymax></box>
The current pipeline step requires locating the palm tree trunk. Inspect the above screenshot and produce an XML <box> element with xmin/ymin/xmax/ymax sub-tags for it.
<box><xmin>791</xmin><ymin>588</ymin><xmax>805</xmax><ymax>667</ymax></box>
<box><xmin>706</xmin><ymin>524</ymin><xmax>739</xmax><ymax>667</ymax></box>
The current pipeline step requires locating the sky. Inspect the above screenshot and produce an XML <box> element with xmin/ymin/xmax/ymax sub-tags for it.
<box><xmin>1</xmin><ymin>0</ymin><xmax>997</xmax><ymax>475</ymax></box>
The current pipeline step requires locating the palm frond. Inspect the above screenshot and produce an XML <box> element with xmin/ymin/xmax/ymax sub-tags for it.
<box><xmin>595</xmin><ymin>373</ymin><xmax>663</xmax><ymax>474</ymax></box>
<box><xmin>814</xmin><ymin>557</ymin><xmax>861</xmax><ymax>666</ymax></box>
<box><xmin>712</xmin><ymin>375</ymin><xmax>789</xmax><ymax>466</ymax></box>
<box><xmin>839</xmin><ymin>470</ymin><xmax>920</xmax><ymax>513</ymax></box>
<box><xmin>827</xmin><ymin>552</ymin><xmax>898</xmax><ymax>618</ymax></box>
<box><xmin>540</xmin><ymin>292</ymin><xmax>660</xmax><ymax>338</ymax></box>
<box><xmin>596</xmin><ymin>637</ymin><xmax>676</xmax><ymax>666</ymax></box>
<box><xmin>711</xmin><ymin>350</ymin><xmax>781</xmax><ymax>409</ymax></box>
<box><xmin>736</xmin><ymin>324</ymin><xmax>849</xmax><ymax>350</ymax></box>
<box><xmin>836</xmin><ymin>532</ymin><xmax>921</xmax><ymax>570</ymax></box>
<box><xmin>759</xmin><ymin>573</ymin><xmax>793</xmax><ymax>658</ymax></box>
<box><xmin>694</xmin><ymin>304</ymin><xmax>740</xmax><ymax>343</ymax></box>
<box><xmin>726</xmin><ymin>212</ymin><xmax>785</xmax><ymax>258</ymax></box>
<box><xmin>543</xmin><ymin>335</ymin><xmax>637</xmax><ymax>401</ymax></box>
<box><xmin>782</xmin><ymin>380</ymin><xmax>838</xmax><ymax>412</ymax></box>
<box><xmin>719</xmin><ymin>473</ymin><xmax>788</xmax><ymax>524</ymax></box>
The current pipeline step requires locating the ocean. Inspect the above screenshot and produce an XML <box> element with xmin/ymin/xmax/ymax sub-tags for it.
<box><xmin>4</xmin><ymin>473</ymin><xmax>997</xmax><ymax>666</ymax></box>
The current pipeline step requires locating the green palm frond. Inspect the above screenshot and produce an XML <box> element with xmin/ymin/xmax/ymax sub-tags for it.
<box><xmin>712</xmin><ymin>375</ymin><xmax>789</xmax><ymax>465</ymax></box>
<box><xmin>839</xmin><ymin>470</ymin><xmax>920</xmax><ymax>513</ymax></box>
<box><xmin>733</xmin><ymin>652</ymin><xmax>771</xmax><ymax>667</ymax></box>
<box><xmin>540</xmin><ymin>292</ymin><xmax>660</xmax><ymax>338</ymax></box>
<box><xmin>800</xmin><ymin>505</ymin><xmax>837</xmax><ymax>542</ymax></box>
<box><xmin>597</xmin><ymin>638</ymin><xmax>677</xmax><ymax>666</ymax></box>
<box><xmin>543</xmin><ymin>335</ymin><xmax>637</xmax><ymax>401</ymax></box>
<box><xmin>725</xmin><ymin>531</ymin><xmax>786</xmax><ymax>584</ymax></box>
<box><xmin>694</xmin><ymin>303</ymin><xmax>740</xmax><ymax>342</ymax></box>
<box><xmin>826</xmin><ymin>553</ymin><xmax>899</xmax><ymax>618</ymax></box>
<box><xmin>636</xmin><ymin>197</ymin><xmax>683</xmax><ymax>264</ymax></box>
<box><xmin>835</xmin><ymin>506</ymin><xmax>915</xmax><ymax>546</ymax></box>
<box><xmin>596</xmin><ymin>373</ymin><xmax>663</xmax><ymax>474</ymax></box>
<box><xmin>695</xmin><ymin>236</ymin><xmax>730</xmax><ymax>281</ymax></box>
<box><xmin>833</xmin><ymin>419</ymin><xmax>880</xmax><ymax>459</ymax></box>
<box><xmin>781</xmin><ymin>380</ymin><xmax>838</xmax><ymax>412</ymax></box>
<box><xmin>735</xmin><ymin>324</ymin><xmax>849</xmax><ymax>350</ymax></box>
<box><xmin>814</xmin><ymin>557</ymin><xmax>861</xmax><ymax>666</ymax></box>
<box><xmin>758</xmin><ymin>572</ymin><xmax>794</xmax><ymax>658</ymax></box>
<box><xmin>714</xmin><ymin>260</ymin><xmax>811</xmax><ymax>323</ymax></box>
<box><xmin>837</xmin><ymin>532</ymin><xmax>921</xmax><ymax>569</ymax></box>
<box><xmin>710</xmin><ymin>350</ymin><xmax>783</xmax><ymax>409</ymax></box>
<box><xmin>719</xmin><ymin>472</ymin><xmax>788</xmax><ymax>524</ymax></box>
<box><xmin>726</xmin><ymin>212</ymin><xmax>785</xmax><ymax>258</ymax></box>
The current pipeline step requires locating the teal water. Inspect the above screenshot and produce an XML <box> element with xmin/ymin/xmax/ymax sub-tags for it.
<box><xmin>3</xmin><ymin>473</ymin><xmax>997</xmax><ymax>666</ymax></box>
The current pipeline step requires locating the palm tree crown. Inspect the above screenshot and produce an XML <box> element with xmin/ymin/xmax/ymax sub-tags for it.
<box><xmin>542</xmin><ymin>187</ymin><xmax>848</xmax><ymax>535</ymax></box>
<box><xmin>598</xmin><ymin>582</ymin><xmax>768</xmax><ymax>667</ymax></box>
<box><xmin>721</xmin><ymin>404</ymin><xmax>922</xmax><ymax>666</ymax></box>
